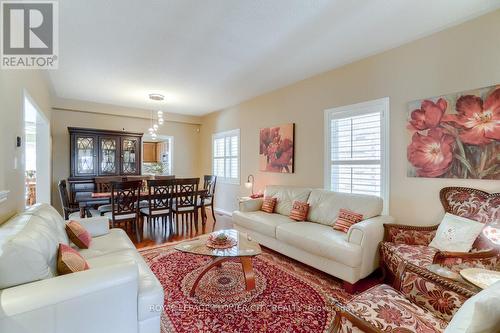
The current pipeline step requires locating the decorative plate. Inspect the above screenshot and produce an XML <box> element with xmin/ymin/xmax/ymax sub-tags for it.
<box><xmin>206</xmin><ymin>233</ymin><xmax>237</xmax><ymax>249</ymax></box>
<box><xmin>460</xmin><ymin>268</ymin><xmax>500</xmax><ymax>289</ymax></box>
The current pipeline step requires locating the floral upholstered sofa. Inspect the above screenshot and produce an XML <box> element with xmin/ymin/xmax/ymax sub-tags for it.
<box><xmin>331</xmin><ymin>186</ymin><xmax>499</xmax><ymax>332</ymax></box>
<box><xmin>381</xmin><ymin>187</ymin><xmax>500</xmax><ymax>283</ymax></box>
<box><xmin>331</xmin><ymin>262</ymin><xmax>479</xmax><ymax>333</ymax></box>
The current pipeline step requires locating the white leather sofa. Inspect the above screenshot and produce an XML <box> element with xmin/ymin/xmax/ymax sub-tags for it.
<box><xmin>233</xmin><ymin>186</ymin><xmax>394</xmax><ymax>287</ymax></box>
<box><xmin>0</xmin><ymin>203</ymin><xmax>163</xmax><ymax>333</ymax></box>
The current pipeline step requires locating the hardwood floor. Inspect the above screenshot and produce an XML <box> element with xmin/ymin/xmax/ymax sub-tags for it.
<box><xmin>132</xmin><ymin>209</ymin><xmax>233</xmax><ymax>249</ymax></box>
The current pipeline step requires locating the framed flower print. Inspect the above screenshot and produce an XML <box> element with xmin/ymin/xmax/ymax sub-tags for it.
<box><xmin>407</xmin><ymin>85</ymin><xmax>499</xmax><ymax>179</ymax></box>
<box><xmin>259</xmin><ymin>123</ymin><xmax>295</xmax><ymax>173</ymax></box>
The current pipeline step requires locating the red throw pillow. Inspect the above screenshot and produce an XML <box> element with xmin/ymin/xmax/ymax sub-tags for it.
<box><xmin>333</xmin><ymin>209</ymin><xmax>364</xmax><ymax>233</ymax></box>
<box><xmin>261</xmin><ymin>197</ymin><xmax>277</xmax><ymax>213</ymax></box>
<box><xmin>289</xmin><ymin>201</ymin><xmax>309</xmax><ymax>221</ymax></box>
<box><xmin>57</xmin><ymin>243</ymin><xmax>90</xmax><ymax>275</ymax></box>
<box><xmin>65</xmin><ymin>221</ymin><xmax>91</xmax><ymax>249</ymax></box>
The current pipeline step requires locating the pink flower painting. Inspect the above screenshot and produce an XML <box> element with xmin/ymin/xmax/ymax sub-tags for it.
<box><xmin>407</xmin><ymin>85</ymin><xmax>500</xmax><ymax>179</ymax></box>
<box><xmin>259</xmin><ymin>123</ymin><xmax>295</xmax><ymax>173</ymax></box>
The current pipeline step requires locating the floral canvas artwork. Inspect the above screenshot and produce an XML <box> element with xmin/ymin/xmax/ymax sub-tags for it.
<box><xmin>407</xmin><ymin>85</ymin><xmax>500</xmax><ymax>179</ymax></box>
<box><xmin>259</xmin><ymin>123</ymin><xmax>295</xmax><ymax>173</ymax></box>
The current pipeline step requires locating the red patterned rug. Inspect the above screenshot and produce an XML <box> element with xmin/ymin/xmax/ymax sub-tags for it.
<box><xmin>140</xmin><ymin>244</ymin><xmax>353</xmax><ymax>333</ymax></box>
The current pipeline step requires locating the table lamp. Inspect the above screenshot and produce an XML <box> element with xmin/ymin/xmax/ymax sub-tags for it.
<box><xmin>245</xmin><ymin>174</ymin><xmax>255</xmax><ymax>195</ymax></box>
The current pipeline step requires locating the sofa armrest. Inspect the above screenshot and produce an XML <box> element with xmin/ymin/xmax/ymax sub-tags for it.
<box><xmin>383</xmin><ymin>223</ymin><xmax>438</xmax><ymax>245</ymax></box>
<box><xmin>0</xmin><ymin>264</ymin><xmax>139</xmax><ymax>333</ymax></box>
<box><xmin>396</xmin><ymin>262</ymin><xmax>478</xmax><ymax>321</ymax></box>
<box><xmin>330</xmin><ymin>297</ymin><xmax>381</xmax><ymax>333</ymax></box>
<box><xmin>347</xmin><ymin>215</ymin><xmax>394</xmax><ymax>278</ymax></box>
<box><xmin>238</xmin><ymin>198</ymin><xmax>263</xmax><ymax>212</ymax></box>
<box><xmin>348</xmin><ymin>215</ymin><xmax>394</xmax><ymax>245</ymax></box>
<box><xmin>433</xmin><ymin>249</ymin><xmax>499</xmax><ymax>271</ymax></box>
<box><xmin>66</xmin><ymin>216</ymin><xmax>110</xmax><ymax>237</ymax></box>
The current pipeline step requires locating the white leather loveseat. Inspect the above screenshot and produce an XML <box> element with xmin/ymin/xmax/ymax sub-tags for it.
<box><xmin>0</xmin><ymin>203</ymin><xmax>163</xmax><ymax>333</ymax></box>
<box><xmin>233</xmin><ymin>186</ymin><xmax>394</xmax><ymax>288</ymax></box>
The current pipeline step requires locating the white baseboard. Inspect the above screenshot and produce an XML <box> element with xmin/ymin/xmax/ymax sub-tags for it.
<box><xmin>214</xmin><ymin>208</ymin><xmax>233</xmax><ymax>217</ymax></box>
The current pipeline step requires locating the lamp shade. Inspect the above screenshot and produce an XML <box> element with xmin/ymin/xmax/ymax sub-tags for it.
<box><xmin>245</xmin><ymin>174</ymin><xmax>255</xmax><ymax>194</ymax></box>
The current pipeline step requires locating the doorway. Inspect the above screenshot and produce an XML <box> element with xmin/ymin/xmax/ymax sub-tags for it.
<box><xmin>142</xmin><ymin>134</ymin><xmax>174</xmax><ymax>176</ymax></box>
<box><xmin>24</xmin><ymin>92</ymin><xmax>50</xmax><ymax>207</ymax></box>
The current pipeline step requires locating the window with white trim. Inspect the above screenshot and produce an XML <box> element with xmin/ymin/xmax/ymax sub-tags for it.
<box><xmin>212</xmin><ymin>129</ymin><xmax>240</xmax><ymax>184</ymax></box>
<box><xmin>324</xmin><ymin>98</ymin><xmax>389</xmax><ymax>213</ymax></box>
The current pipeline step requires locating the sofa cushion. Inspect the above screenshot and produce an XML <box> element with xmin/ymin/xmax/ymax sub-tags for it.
<box><xmin>0</xmin><ymin>213</ymin><xmax>66</xmax><ymax>289</ymax></box>
<box><xmin>333</xmin><ymin>208</ymin><xmax>363</xmax><ymax>233</ymax></box>
<box><xmin>289</xmin><ymin>201</ymin><xmax>309</xmax><ymax>221</ymax></box>
<box><xmin>429</xmin><ymin>213</ymin><xmax>484</xmax><ymax>253</ymax></box>
<box><xmin>77</xmin><ymin>228</ymin><xmax>136</xmax><ymax>259</ymax></box>
<box><xmin>66</xmin><ymin>221</ymin><xmax>92</xmax><ymax>249</ymax></box>
<box><xmin>261</xmin><ymin>197</ymin><xmax>277</xmax><ymax>213</ymax></box>
<box><xmin>445</xmin><ymin>280</ymin><xmax>500</xmax><ymax>333</ymax></box>
<box><xmin>57</xmin><ymin>243</ymin><xmax>89</xmax><ymax>275</ymax></box>
<box><xmin>346</xmin><ymin>284</ymin><xmax>447</xmax><ymax>332</ymax></box>
<box><xmin>307</xmin><ymin>189</ymin><xmax>382</xmax><ymax>226</ymax></box>
<box><xmin>276</xmin><ymin>222</ymin><xmax>362</xmax><ymax>267</ymax></box>
<box><xmin>22</xmin><ymin>203</ymin><xmax>69</xmax><ymax>244</ymax></box>
<box><xmin>264</xmin><ymin>185</ymin><xmax>311</xmax><ymax>216</ymax></box>
<box><xmin>232</xmin><ymin>211</ymin><xmax>294</xmax><ymax>238</ymax></box>
<box><xmin>86</xmin><ymin>249</ymin><xmax>164</xmax><ymax>321</ymax></box>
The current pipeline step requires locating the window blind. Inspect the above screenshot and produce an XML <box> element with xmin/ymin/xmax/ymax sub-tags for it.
<box><xmin>329</xmin><ymin>112</ymin><xmax>382</xmax><ymax>196</ymax></box>
<box><xmin>213</xmin><ymin>129</ymin><xmax>240</xmax><ymax>183</ymax></box>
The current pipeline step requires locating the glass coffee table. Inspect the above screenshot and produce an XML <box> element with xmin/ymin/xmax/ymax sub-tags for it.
<box><xmin>174</xmin><ymin>229</ymin><xmax>262</xmax><ymax>296</ymax></box>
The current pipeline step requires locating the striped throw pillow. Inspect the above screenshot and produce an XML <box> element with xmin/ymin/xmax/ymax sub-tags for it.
<box><xmin>261</xmin><ymin>197</ymin><xmax>277</xmax><ymax>213</ymax></box>
<box><xmin>289</xmin><ymin>201</ymin><xmax>309</xmax><ymax>221</ymax></box>
<box><xmin>57</xmin><ymin>243</ymin><xmax>90</xmax><ymax>275</ymax></box>
<box><xmin>333</xmin><ymin>209</ymin><xmax>363</xmax><ymax>233</ymax></box>
<box><xmin>66</xmin><ymin>220</ymin><xmax>92</xmax><ymax>249</ymax></box>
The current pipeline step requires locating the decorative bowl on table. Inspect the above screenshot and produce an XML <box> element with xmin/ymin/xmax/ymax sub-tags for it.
<box><xmin>206</xmin><ymin>232</ymin><xmax>237</xmax><ymax>249</ymax></box>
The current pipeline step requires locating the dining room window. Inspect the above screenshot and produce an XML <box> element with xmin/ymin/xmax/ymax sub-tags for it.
<box><xmin>212</xmin><ymin>129</ymin><xmax>240</xmax><ymax>184</ymax></box>
<box><xmin>324</xmin><ymin>97</ymin><xmax>390</xmax><ymax>213</ymax></box>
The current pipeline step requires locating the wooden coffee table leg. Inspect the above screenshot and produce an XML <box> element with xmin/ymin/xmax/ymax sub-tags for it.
<box><xmin>190</xmin><ymin>257</ymin><xmax>229</xmax><ymax>297</ymax></box>
<box><xmin>240</xmin><ymin>257</ymin><xmax>256</xmax><ymax>291</ymax></box>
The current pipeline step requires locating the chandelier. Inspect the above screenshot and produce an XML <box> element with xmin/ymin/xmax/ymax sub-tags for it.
<box><xmin>148</xmin><ymin>93</ymin><xmax>165</xmax><ymax>139</ymax></box>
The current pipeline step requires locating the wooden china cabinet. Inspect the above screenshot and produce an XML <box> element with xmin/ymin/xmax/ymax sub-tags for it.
<box><xmin>69</xmin><ymin>127</ymin><xmax>143</xmax><ymax>178</ymax></box>
<box><xmin>68</xmin><ymin>127</ymin><xmax>143</xmax><ymax>203</ymax></box>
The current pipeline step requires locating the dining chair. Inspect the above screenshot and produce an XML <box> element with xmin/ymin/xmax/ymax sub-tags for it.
<box><xmin>199</xmin><ymin>175</ymin><xmax>217</xmax><ymax>227</ymax></box>
<box><xmin>104</xmin><ymin>180</ymin><xmax>142</xmax><ymax>241</ymax></box>
<box><xmin>126</xmin><ymin>176</ymin><xmax>152</xmax><ymax>209</ymax></box>
<box><xmin>140</xmin><ymin>179</ymin><xmax>174</xmax><ymax>227</ymax></box>
<box><xmin>58</xmin><ymin>180</ymin><xmax>81</xmax><ymax>219</ymax></box>
<box><xmin>171</xmin><ymin>178</ymin><xmax>200</xmax><ymax>233</ymax></box>
<box><xmin>94</xmin><ymin>176</ymin><xmax>125</xmax><ymax>215</ymax></box>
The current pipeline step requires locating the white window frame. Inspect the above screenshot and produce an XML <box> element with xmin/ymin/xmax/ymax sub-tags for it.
<box><xmin>212</xmin><ymin>129</ymin><xmax>240</xmax><ymax>185</ymax></box>
<box><xmin>324</xmin><ymin>97</ymin><xmax>390</xmax><ymax>214</ymax></box>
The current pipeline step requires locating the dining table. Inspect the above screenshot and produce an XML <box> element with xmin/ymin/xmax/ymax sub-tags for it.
<box><xmin>79</xmin><ymin>189</ymin><xmax>209</xmax><ymax>223</ymax></box>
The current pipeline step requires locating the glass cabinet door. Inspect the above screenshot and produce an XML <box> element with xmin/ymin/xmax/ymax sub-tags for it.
<box><xmin>99</xmin><ymin>137</ymin><xmax>118</xmax><ymax>175</ymax></box>
<box><xmin>75</xmin><ymin>135</ymin><xmax>97</xmax><ymax>176</ymax></box>
<box><xmin>121</xmin><ymin>137</ymin><xmax>139</xmax><ymax>174</ymax></box>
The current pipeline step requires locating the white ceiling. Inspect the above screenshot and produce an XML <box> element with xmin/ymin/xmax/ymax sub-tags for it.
<box><xmin>49</xmin><ymin>0</ymin><xmax>500</xmax><ymax>116</ymax></box>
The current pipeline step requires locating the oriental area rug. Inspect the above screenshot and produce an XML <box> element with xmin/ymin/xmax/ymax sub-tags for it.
<box><xmin>140</xmin><ymin>245</ymin><xmax>353</xmax><ymax>333</ymax></box>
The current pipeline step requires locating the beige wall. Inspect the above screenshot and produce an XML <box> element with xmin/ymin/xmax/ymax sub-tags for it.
<box><xmin>0</xmin><ymin>71</ymin><xmax>52</xmax><ymax>223</ymax></box>
<box><xmin>51</xmin><ymin>107</ymin><xmax>201</xmax><ymax>212</ymax></box>
<box><xmin>200</xmin><ymin>10</ymin><xmax>500</xmax><ymax>225</ymax></box>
